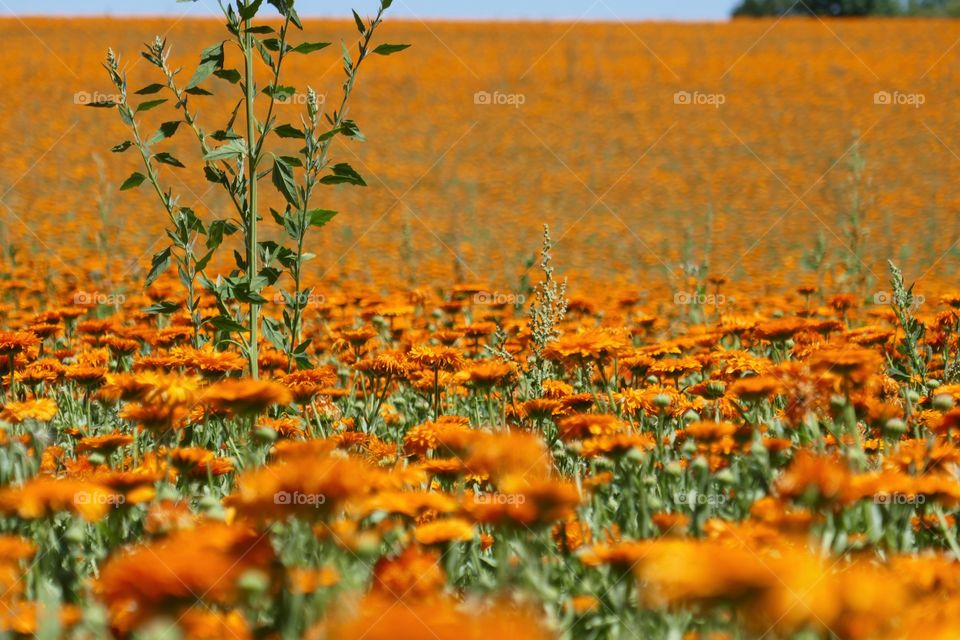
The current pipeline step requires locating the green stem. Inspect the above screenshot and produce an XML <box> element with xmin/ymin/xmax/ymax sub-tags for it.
<box><xmin>243</xmin><ymin>19</ymin><xmax>260</xmax><ymax>380</ymax></box>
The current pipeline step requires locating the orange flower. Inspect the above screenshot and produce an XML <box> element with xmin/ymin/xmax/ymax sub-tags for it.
<box><xmin>201</xmin><ymin>379</ymin><xmax>292</xmax><ymax>414</ymax></box>
<box><xmin>319</xmin><ymin>596</ymin><xmax>551</xmax><ymax>640</ymax></box>
<box><xmin>290</xmin><ymin>566</ymin><xmax>339</xmax><ymax>593</ymax></box>
<box><xmin>557</xmin><ymin>413</ymin><xmax>626</xmax><ymax>440</ymax></box>
<box><xmin>414</xmin><ymin>517</ymin><xmax>474</xmax><ymax>545</ymax></box>
<box><xmin>776</xmin><ymin>451</ymin><xmax>852</xmax><ymax>506</ymax></box>
<box><xmin>0</xmin><ymin>398</ymin><xmax>57</xmax><ymax>423</ymax></box>
<box><xmin>281</xmin><ymin>366</ymin><xmax>338</xmax><ymax>403</ymax></box>
<box><xmin>460</xmin><ymin>359</ymin><xmax>517</xmax><ymax>390</ymax></box>
<box><xmin>174</xmin><ymin>345</ymin><xmax>246</xmax><ymax>378</ymax></box>
<box><xmin>405</xmin><ymin>345</ymin><xmax>465</xmax><ymax>372</ymax></box>
<box><xmin>372</xmin><ymin>546</ymin><xmax>446</xmax><ymax>600</ymax></box>
<box><xmin>544</xmin><ymin>328</ymin><xmax>628</xmax><ymax>364</ymax></box>
<box><xmin>226</xmin><ymin>453</ymin><xmax>374</xmax><ymax>521</ymax></box>
<box><xmin>0</xmin><ymin>477</ymin><xmax>119</xmax><ymax>521</ymax></box>
<box><xmin>75</xmin><ymin>432</ymin><xmax>133</xmax><ymax>454</ymax></box>
<box><xmin>97</xmin><ymin>523</ymin><xmax>274</xmax><ymax>633</ymax></box>
<box><xmin>579</xmin><ymin>433</ymin><xmax>656</xmax><ymax>458</ymax></box>
<box><xmin>0</xmin><ymin>332</ymin><xmax>40</xmax><ymax>357</ymax></box>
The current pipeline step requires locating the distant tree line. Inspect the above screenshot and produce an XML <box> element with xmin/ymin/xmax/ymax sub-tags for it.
<box><xmin>732</xmin><ymin>0</ymin><xmax>960</xmax><ymax>16</ymax></box>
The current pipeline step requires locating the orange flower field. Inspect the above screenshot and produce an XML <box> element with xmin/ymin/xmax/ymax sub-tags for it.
<box><xmin>0</xmin><ymin>5</ymin><xmax>959</xmax><ymax>638</ymax></box>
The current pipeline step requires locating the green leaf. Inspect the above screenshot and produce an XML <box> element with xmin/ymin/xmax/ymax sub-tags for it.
<box><xmin>320</xmin><ymin>163</ymin><xmax>366</xmax><ymax>187</ymax></box>
<box><xmin>373</xmin><ymin>43</ymin><xmax>411</xmax><ymax>56</ymax></box>
<box><xmin>111</xmin><ymin>141</ymin><xmax>132</xmax><ymax>153</ymax></box>
<box><xmin>175</xmin><ymin>207</ymin><xmax>205</xmax><ymax>234</ymax></box>
<box><xmin>143</xmin><ymin>300</ymin><xmax>181</xmax><ymax>315</ymax></box>
<box><xmin>204</xmin><ymin>166</ymin><xmax>228</xmax><ymax>185</ymax></box>
<box><xmin>146</xmin><ymin>247</ymin><xmax>172</xmax><ymax>286</ymax></box>
<box><xmin>208</xmin><ymin>315</ymin><xmax>247</xmax><ymax>333</ymax></box>
<box><xmin>207</xmin><ymin>219</ymin><xmax>240</xmax><ymax>250</ymax></box>
<box><xmin>341</xmin><ymin>119</ymin><xmax>366</xmax><ymax>141</ymax></box>
<box><xmin>85</xmin><ymin>99</ymin><xmax>117</xmax><ymax>108</ymax></box>
<box><xmin>255</xmin><ymin>39</ymin><xmax>276</xmax><ymax>68</ymax></box>
<box><xmin>134</xmin><ymin>83</ymin><xmax>166</xmax><ymax>95</ymax></box>
<box><xmin>136</xmin><ymin>99</ymin><xmax>167</xmax><ymax>113</ymax></box>
<box><xmin>352</xmin><ymin>9</ymin><xmax>366</xmax><ymax>34</ymax></box>
<box><xmin>308</xmin><ymin>209</ymin><xmax>337</xmax><ymax>227</ymax></box>
<box><xmin>204</xmin><ymin>138</ymin><xmax>247</xmax><ymax>162</ymax></box>
<box><xmin>263</xmin><ymin>85</ymin><xmax>296</xmax><ymax>102</ymax></box>
<box><xmin>194</xmin><ymin>248</ymin><xmax>216</xmax><ymax>273</ymax></box>
<box><xmin>147</xmin><ymin>121</ymin><xmax>182</xmax><ymax>146</ymax></box>
<box><xmin>246</xmin><ymin>25</ymin><xmax>275</xmax><ymax>34</ymax></box>
<box><xmin>261</xmin><ymin>316</ymin><xmax>287</xmax><ymax>351</ymax></box>
<box><xmin>274</xmin><ymin>123</ymin><xmax>305</xmax><ymax>139</ymax></box>
<box><xmin>120</xmin><ymin>172</ymin><xmax>147</xmax><ymax>191</ymax></box>
<box><xmin>154</xmin><ymin>152</ymin><xmax>185</xmax><ymax>168</ymax></box>
<box><xmin>213</xmin><ymin>69</ymin><xmax>242</xmax><ymax>84</ymax></box>
<box><xmin>316</xmin><ymin>126</ymin><xmax>345</xmax><ymax>142</ymax></box>
<box><xmin>186</xmin><ymin>42</ymin><xmax>225</xmax><ymax>90</ymax></box>
<box><xmin>235</xmin><ymin>284</ymin><xmax>269</xmax><ymax>305</ymax></box>
<box><xmin>292</xmin><ymin>42</ymin><xmax>331</xmax><ymax>54</ymax></box>
<box><xmin>271</xmin><ymin>156</ymin><xmax>299</xmax><ymax>207</ymax></box>
<box><xmin>268</xmin><ymin>0</ymin><xmax>303</xmax><ymax>28</ymax></box>
<box><xmin>239</xmin><ymin>0</ymin><xmax>264</xmax><ymax>19</ymax></box>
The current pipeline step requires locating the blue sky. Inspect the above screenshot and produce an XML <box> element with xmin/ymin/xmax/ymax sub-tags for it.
<box><xmin>0</xmin><ymin>0</ymin><xmax>736</xmax><ymax>20</ymax></box>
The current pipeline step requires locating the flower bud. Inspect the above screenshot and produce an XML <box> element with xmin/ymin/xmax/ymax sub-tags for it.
<box><xmin>884</xmin><ymin>418</ymin><xmax>908</xmax><ymax>435</ymax></box>
<box><xmin>933</xmin><ymin>394</ymin><xmax>955</xmax><ymax>411</ymax></box>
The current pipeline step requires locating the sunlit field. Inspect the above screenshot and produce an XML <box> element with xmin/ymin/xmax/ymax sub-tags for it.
<box><xmin>1</xmin><ymin>7</ymin><xmax>960</xmax><ymax>639</ymax></box>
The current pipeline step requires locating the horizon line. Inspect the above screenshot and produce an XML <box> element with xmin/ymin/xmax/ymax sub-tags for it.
<box><xmin>0</xmin><ymin>13</ymin><xmax>735</xmax><ymax>23</ymax></box>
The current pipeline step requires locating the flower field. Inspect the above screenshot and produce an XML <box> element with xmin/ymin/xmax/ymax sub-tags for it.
<box><xmin>0</xmin><ymin>7</ymin><xmax>959</xmax><ymax>639</ymax></box>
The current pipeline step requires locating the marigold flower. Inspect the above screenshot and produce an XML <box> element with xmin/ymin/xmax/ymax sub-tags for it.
<box><xmin>405</xmin><ymin>345</ymin><xmax>464</xmax><ymax>372</ymax></box>
<box><xmin>75</xmin><ymin>432</ymin><xmax>133</xmax><ymax>454</ymax></box>
<box><xmin>226</xmin><ymin>453</ymin><xmax>374</xmax><ymax>521</ymax></box>
<box><xmin>414</xmin><ymin>517</ymin><xmax>474</xmax><ymax>545</ymax></box>
<box><xmin>0</xmin><ymin>398</ymin><xmax>57</xmax><ymax>423</ymax></box>
<box><xmin>557</xmin><ymin>413</ymin><xmax>626</xmax><ymax>440</ymax></box>
<box><xmin>97</xmin><ymin>523</ymin><xmax>274</xmax><ymax>633</ymax></box>
<box><xmin>0</xmin><ymin>332</ymin><xmax>40</xmax><ymax>357</ymax></box>
<box><xmin>201</xmin><ymin>379</ymin><xmax>292</xmax><ymax>414</ymax></box>
<box><xmin>0</xmin><ymin>477</ymin><xmax>119</xmax><ymax>521</ymax></box>
<box><xmin>318</xmin><ymin>596</ymin><xmax>551</xmax><ymax>640</ymax></box>
<box><xmin>372</xmin><ymin>545</ymin><xmax>446</xmax><ymax>600</ymax></box>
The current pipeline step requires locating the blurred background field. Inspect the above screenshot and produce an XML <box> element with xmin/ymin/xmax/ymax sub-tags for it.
<box><xmin>1</xmin><ymin>17</ymin><xmax>959</xmax><ymax>298</ymax></box>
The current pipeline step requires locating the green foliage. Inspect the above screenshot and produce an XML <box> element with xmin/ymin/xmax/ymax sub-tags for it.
<box><xmin>97</xmin><ymin>0</ymin><xmax>407</xmax><ymax>374</ymax></box>
<box><xmin>731</xmin><ymin>0</ymin><xmax>950</xmax><ymax>16</ymax></box>
<box><xmin>528</xmin><ymin>225</ymin><xmax>568</xmax><ymax>394</ymax></box>
<box><xmin>886</xmin><ymin>260</ymin><xmax>928</xmax><ymax>386</ymax></box>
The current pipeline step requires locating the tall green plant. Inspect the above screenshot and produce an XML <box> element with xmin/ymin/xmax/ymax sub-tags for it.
<box><xmin>95</xmin><ymin>0</ymin><xmax>407</xmax><ymax>377</ymax></box>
